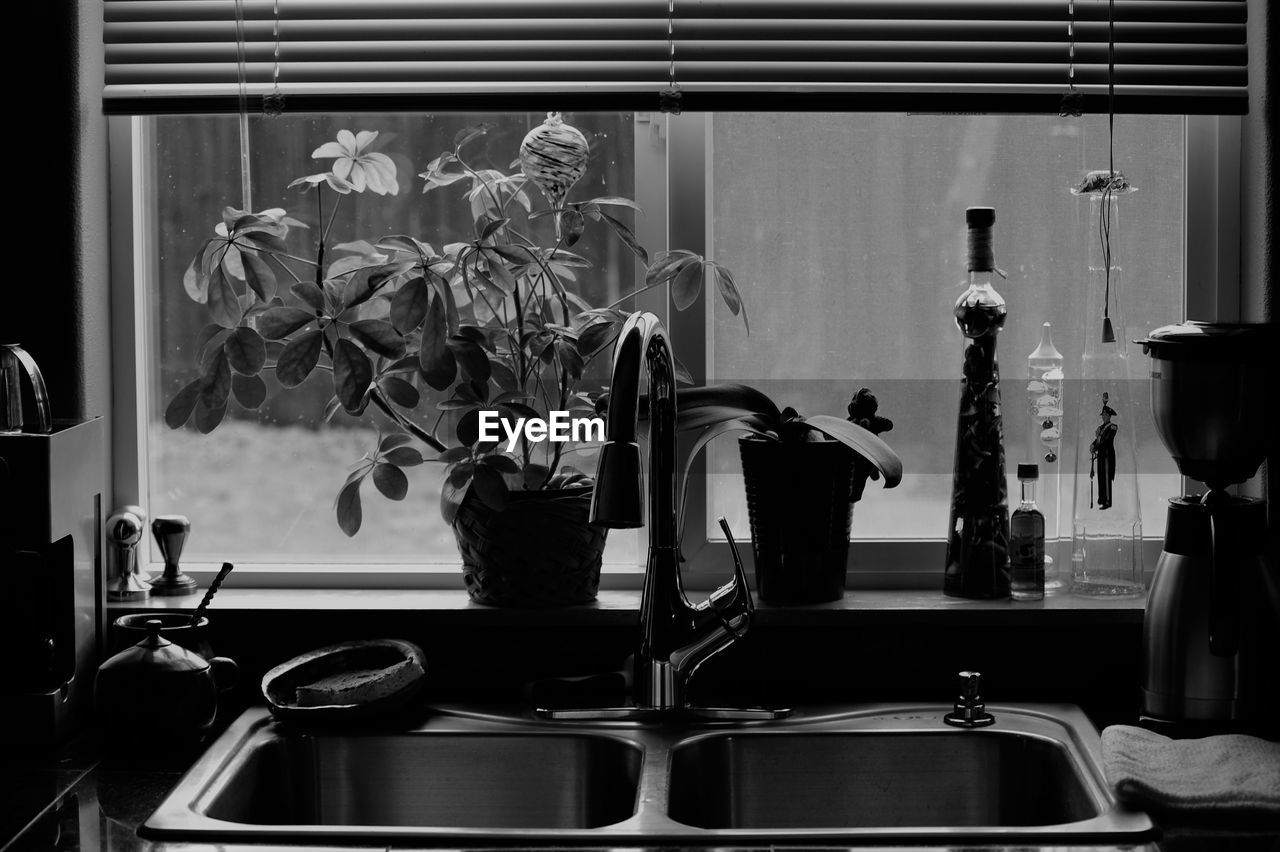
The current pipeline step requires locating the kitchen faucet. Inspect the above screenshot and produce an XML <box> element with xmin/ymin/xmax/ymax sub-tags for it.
<box><xmin>539</xmin><ymin>311</ymin><xmax>786</xmax><ymax>720</ymax></box>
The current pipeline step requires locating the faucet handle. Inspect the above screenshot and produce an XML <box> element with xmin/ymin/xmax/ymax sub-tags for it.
<box><xmin>716</xmin><ymin>517</ymin><xmax>753</xmax><ymax>628</ymax></box>
<box><xmin>944</xmin><ymin>670</ymin><xmax>995</xmax><ymax>728</ymax></box>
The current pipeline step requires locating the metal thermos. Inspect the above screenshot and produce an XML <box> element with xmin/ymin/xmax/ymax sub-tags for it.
<box><xmin>1137</xmin><ymin>321</ymin><xmax>1279</xmax><ymax>734</ymax></box>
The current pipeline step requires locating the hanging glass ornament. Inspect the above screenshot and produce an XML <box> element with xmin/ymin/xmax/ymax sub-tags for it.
<box><xmin>519</xmin><ymin>112</ymin><xmax>589</xmax><ymax>237</ymax></box>
<box><xmin>1068</xmin><ymin>171</ymin><xmax>1143</xmax><ymax>597</ymax></box>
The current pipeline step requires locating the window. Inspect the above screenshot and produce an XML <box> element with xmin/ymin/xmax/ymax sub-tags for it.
<box><xmin>701</xmin><ymin>113</ymin><xmax>1184</xmax><ymax>559</ymax></box>
<box><xmin>112</xmin><ymin>111</ymin><xmax>1235</xmax><ymax>586</ymax></box>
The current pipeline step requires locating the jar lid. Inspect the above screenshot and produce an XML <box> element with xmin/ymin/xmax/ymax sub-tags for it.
<box><xmin>1137</xmin><ymin>321</ymin><xmax>1276</xmax><ymax>362</ymax></box>
<box><xmin>1017</xmin><ymin>463</ymin><xmax>1039</xmax><ymax>480</ymax></box>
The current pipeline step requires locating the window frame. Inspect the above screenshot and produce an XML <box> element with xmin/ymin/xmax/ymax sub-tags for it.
<box><xmin>108</xmin><ymin>113</ymin><xmax>1239</xmax><ymax>591</ymax></box>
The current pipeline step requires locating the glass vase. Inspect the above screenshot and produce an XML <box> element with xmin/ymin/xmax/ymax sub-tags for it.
<box><xmin>1068</xmin><ymin>179</ymin><xmax>1143</xmax><ymax>597</ymax></box>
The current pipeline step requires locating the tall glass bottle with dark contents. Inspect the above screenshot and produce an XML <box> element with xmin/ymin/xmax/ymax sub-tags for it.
<box><xmin>944</xmin><ymin>206</ymin><xmax>1011</xmax><ymax>598</ymax></box>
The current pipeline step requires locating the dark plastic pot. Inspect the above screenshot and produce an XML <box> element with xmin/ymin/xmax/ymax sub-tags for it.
<box><xmin>738</xmin><ymin>437</ymin><xmax>855</xmax><ymax>604</ymax></box>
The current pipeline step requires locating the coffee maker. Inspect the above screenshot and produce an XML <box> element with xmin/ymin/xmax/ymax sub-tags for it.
<box><xmin>0</xmin><ymin>344</ymin><xmax>106</xmax><ymax>749</ymax></box>
<box><xmin>1138</xmin><ymin>322</ymin><xmax>1279</xmax><ymax>735</ymax></box>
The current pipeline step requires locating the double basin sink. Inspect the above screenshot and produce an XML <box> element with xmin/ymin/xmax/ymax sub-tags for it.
<box><xmin>142</xmin><ymin>702</ymin><xmax>1155</xmax><ymax>845</ymax></box>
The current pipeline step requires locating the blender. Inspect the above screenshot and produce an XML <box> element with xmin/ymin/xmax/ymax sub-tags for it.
<box><xmin>1137</xmin><ymin>321</ymin><xmax>1279</xmax><ymax>735</ymax></box>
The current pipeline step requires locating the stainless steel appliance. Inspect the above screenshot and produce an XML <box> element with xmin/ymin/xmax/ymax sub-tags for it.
<box><xmin>1137</xmin><ymin>321</ymin><xmax>1279</xmax><ymax>733</ymax></box>
<box><xmin>0</xmin><ymin>343</ymin><xmax>106</xmax><ymax>747</ymax></box>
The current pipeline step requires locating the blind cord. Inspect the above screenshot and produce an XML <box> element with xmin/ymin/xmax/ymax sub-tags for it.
<box><xmin>660</xmin><ymin>0</ymin><xmax>682</xmax><ymax>114</ymax></box>
<box><xmin>233</xmin><ymin>0</ymin><xmax>252</xmax><ymax>210</ymax></box>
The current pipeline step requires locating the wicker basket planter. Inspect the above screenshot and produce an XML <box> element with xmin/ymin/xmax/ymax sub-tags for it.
<box><xmin>452</xmin><ymin>484</ymin><xmax>607</xmax><ymax>608</ymax></box>
<box><xmin>738</xmin><ymin>436</ymin><xmax>855</xmax><ymax>604</ymax></box>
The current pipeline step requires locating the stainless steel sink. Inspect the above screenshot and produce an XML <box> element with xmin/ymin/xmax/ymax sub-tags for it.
<box><xmin>668</xmin><ymin>730</ymin><xmax>1095</xmax><ymax>830</ymax></box>
<box><xmin>142</xmin><ymin>703</ymin><xmax>1156</xmax><ymax>845</ymax></box>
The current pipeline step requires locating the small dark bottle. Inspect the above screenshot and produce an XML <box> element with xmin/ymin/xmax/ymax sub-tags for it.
<box><xmin>1010</xmin><ymin>463</ymin><xmax>1046</xmax><ymax>601</ymax></box>
<box><xmin>944</xmin><ymin>207</ymin><xmax>1011</xmax><ymax>598</ymax></box>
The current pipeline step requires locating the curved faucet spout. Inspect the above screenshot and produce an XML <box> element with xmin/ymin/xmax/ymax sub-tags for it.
<box><xmin>592</xmin><ymin>311</ymin><xmax>752</xmax><ymax>710</ymax></box>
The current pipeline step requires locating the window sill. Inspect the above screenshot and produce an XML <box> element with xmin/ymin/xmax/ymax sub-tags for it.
<box><xmin>107</xmin><ymin>586</ymin><xmax>1144</xmax><ymax>626</ymax></box>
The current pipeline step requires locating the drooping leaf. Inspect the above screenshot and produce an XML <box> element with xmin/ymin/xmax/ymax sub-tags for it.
<box><xmin>332</xmin><ymin>338</ymin><xmax>373</xmax><ymax>413</ymax></box>
<box><xmin>206</xmin><ymin>265</ymin><xmax>242</xmax><ymax>328</ymax></box>
<box><xmin>257</xmin><ymin>306</ymin><xmax>316</xmax><ymax>340</ymax></box>
<box><xmin>200</xmin><ymin>349</ymin><xmax>232</xmax><ymax>409</ymax></box>
<box><xmin>164</xmin><ymin>379</ymin><xmax>202</xmax><ymax>429</ymax></box>
<box><xmin>437</xmin><ymin>446</ymin><xmax>473</xmax><ymax>464</ymax></box>
<box><xmin>588</xmin><ymin>196</ymin><xmax>643</xmax><ymax>213</ymax></box>
<box><xmin>240</xmin><ymin>249</ymin><xmax>277</xmax><ymax>301</ymax></box>
<box><xmin>335</xmin><ymin>476</ymin><xmax>363</xmax><ymax>536</ymax></box>
<box><xmin>384</xmin><ymin>446</ymin><xmax>424</xmax><ymax>467</ymax></box>
<box><xmin>554</xmin><ymin>339</ymin><xmax>585</xmax><ymax>379</ymax></box>
<box><xmin>446</xmin><ymin>335</ymin><xmax>491</xmax><ymax>384</ymax></box>
<box><xmin>456</xmin><ymin>407</ymin><xmax>482</xmax><ymax>447</ymax></box>
<box><xmin>804</xmin><ymin>415</ymin><xmax>904</xmax><ymax>488</ymax></box>
<box><xmin>677</xmin><ymin>418</ymin><xmax>770</xmax><ymax>544</ymax></box>
<box><xmin>347</xmin><ymin>319</ymin><xmax>405</xmax><ymax>360</ymax></box>
<box><xmin>670</xmin><ymin>258</ymin><xmax>705</xmax><ymax>311</ymax></box>
<box><xmin>598</xmin><ymin>209</ymin><xmax>648</xmax><ymax>264</ymax></box>
<box><xmin>561</xmin><ymin>208</ymin><xmax>586</xmax><ymax>246</ymax></box>
<box><xmin>224</xmin><ymin>326</ymin><xmax>267</xmax><ymax>375</ymax></box>
<box><xmin>478</xmin><ymin>217</ymin><xmax>509</xmax><ymax>242</ymax></box>
<box><xmin>193</xmin><ymin>400</ymin><xmax>227</xmax><ymax>434</ymax></box>
<box><xmin>379</xmin><ymin>432</ymin><xmax>414</xmax><ymax>453</ymax></box>
<box><xmin>645</xmin><ymin>249</ymin><xmax>699</xmax><ymax>289</ymax></box>
<box><xmin>183</xmin><ymin>239</ymin><xmax>214</xmax><ymax>303</ymax></box>
<box><xmin>231</xmin><ymin>372</ymin><xmax>268</xmax><ymax>409</ymax></box>
<box><xmin>372</xmin><ymin>463</ymin><xmax>409</xmax><ymax>501</ymax></box>
<box><xmin>379</xmin><ymin>376</ymin><xmax>420</xmax><ymax>409</ymax></box>
<box><xmin>276</xmin><ymin>329</ymin><xmax>323</xmax><ymax>387</ymax></box>
<box><xmin>488</xmin><ymin>358</ymin><xmax>519</xmax><ymax>391</ymax></box>
<box><xmin>290</xmin><ymin>280</ymin><xmax>326</xmax><ymax>311</ymax></box>
<box><xmin>471</xmin><ymin>463</ymin><xmax>509</xmax><ymax>511</ymax></box>
<box><xmin>390</xmin><ymin>276</ymin><xmax>430</xmax><ymax>333</ymax></box>
<box><xmin>480</xmin><ymin>454</ymin><xmax>520</xmax><ymax>474</ymax></box>
<box><xmin>419</xmin><ymin>293</ymin><xmax>457</xmax><ymax>390</ymax></box>
<box><xmin>708</xmin><ymin>262</ymin><xmax>748</xmax><ymax>333</ymax></box>
<box><xmin>440</xmin><ymin>476</ymin><xmax>470</xmax><ymax>525</ymax></box>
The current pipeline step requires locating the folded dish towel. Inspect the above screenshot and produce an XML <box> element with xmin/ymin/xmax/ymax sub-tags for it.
<box><xmin>1101</xmin><ymin>724</ymin><xmax>1280</xmax><ymax>818</ymax></box>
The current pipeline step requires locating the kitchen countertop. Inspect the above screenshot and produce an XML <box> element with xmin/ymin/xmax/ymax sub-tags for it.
<box><xmin>6</xmin><ymin>707</ymin><xmax>1277</xmax><ymax>852</ymax></box>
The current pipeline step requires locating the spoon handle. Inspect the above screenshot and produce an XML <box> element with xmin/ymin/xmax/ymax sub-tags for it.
<box><xmin>190</xmin><ymin>561</ymin><xmax>234</xmax><ymax>626</ymax></box>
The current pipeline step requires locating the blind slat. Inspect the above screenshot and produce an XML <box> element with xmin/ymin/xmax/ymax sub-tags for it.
<box><xmin>102</xmin><ymin>0</ymin><xmax>1249</xmax><ymax>114</ymax></box>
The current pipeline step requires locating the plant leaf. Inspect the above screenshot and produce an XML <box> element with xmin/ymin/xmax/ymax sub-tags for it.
<box><xmin>419</xmin><ymin>293</ymin><xmax>457</xmax><ymax>390</ymax></box>
<box><xmin>335</xmin><ymin>477</ymin><xmax>363</xmax><ymax>536</ymax></box>
<box><xmin>480</xmin><ymin>454</ymin><xmax>520</xmax><ymax>474</ymax></box>
<box><xmin>561</xmin><ymin>208</ymin><xmax>586</xmax><ymax>246</ymax></box>
<box><xmin>183</xmin><ymin>239</ymin><xmax>214</xmax><ymax>303</ymax></box>
<box><xmin>206</xmin><ymin>265</ymin><xmax>242</xmax><ymax>328</ymax></box>
<box><xmin>348</xmin><ymin>319</ymin><xmax>405</xmax><ymax>359</ymax></box>
<box><xmin>224</xmin><ymin>326</ymin><xmax>267</xmax><ymax>376</ymax></box>
<box><xmin>804</xmin><ymin>414</ymin><xmax>903</xmax><ymax>488</ymax></box>
<box><xmin>164</xmin><ymin>379</ymin><xmax>202</xmax><ymax>429</ymax></box>
<box><xmin>379</xmin><ymin>376</ymin><xmax>420</xmax><ymax>408</ymax></box>
<box><xmin>332</xmin><ymin>338</ymin><xmax>373</xmax><ymax>413</ymax></box>
<box><xmin>437</xmin><ymin>446</ymin><xmax>473</xmax><ymax>464</ymax></box>
<box><xmin>390</xmin><ymin>276</ymin><xmax>430</xmax><ymax>333</ymax></box>
<box><xmin>276</xmin><ymin>329</ymin><xmax>323</xmax><ymax>387</ymax></box>
<box><xmin>231</xmin><ymin>372</ymin><xmax>267</xmax><ymax>409</ymax></box>
<box><xmin>670</xmin><ymin>258</ymin><xmax>705</xmax><ymax>311</ymax></box>
<box><xmin>200</xmin><ymin>349</ymin><xmax>232</xmax><ymax>409</ymax></box>
<box><xmin>471</xmin><ymin>463</ymin><xmax>508</xmax><ymax>511</ymax></box>
<box><xmin>372</xmin><ymin>463</ymin><xmax>409</xmax><ymax>501</ymax></box>
<box><xmin>708</xmin><ymin>262</ymin><xmax>748</xmax><ymax>333</ymax></box>
<box><xmin>193</xmin><ymin>400</ymin><xmax>227</xmax><ymax>434</ymax></box>
<box><xmin>384</xmin><ymin>446</ymin><xmax>424</xmax><ymax>467</ymax></box>
<box><xmin>258</xmin><ymin>306</ymin><xmax>316</xmax><ymax>340</ymax></box>
<box><xmin>290</xmin><ymin>280</ymin><xmax>325</xmax><ymax>311</ymax></box>
<box><xmin>240</xmin><ymin>249</ymin><xmax>277</xmax><ymax>301</ymax></box>
<box><xmin>446</xmin><ymin>335</ymin><xmax>491</xmax><ymax>384</ymax></box>
<box><xmin>456</xmin><ymin>407</ymin><xmax>482</xmax><ymax>447</ymax></box>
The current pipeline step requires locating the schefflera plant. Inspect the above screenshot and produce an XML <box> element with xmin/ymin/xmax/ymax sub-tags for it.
<box><xmin>166</xmin><ymin>122</ymin><xmax>748</xmax><ymax>536</ymax></box>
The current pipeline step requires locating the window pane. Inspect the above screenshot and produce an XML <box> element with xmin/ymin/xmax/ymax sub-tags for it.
<box><xmin>707</xmin><ymin>114</ymin><xmax>1183</xmax><ymax>546</ymax></box>
<box><xmin>145</xmin><ymin>113</ymin><xmax>638</xmax><ymax>567</ymax></box>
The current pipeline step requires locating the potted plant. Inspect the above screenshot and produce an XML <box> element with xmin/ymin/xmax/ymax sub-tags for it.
<box><xmin>670</xmin><ymin>383</ymin><xmax>903</xmax><ymax>603</ymax></box>
<box><xmin>166</xmin><ymin>115</ymin><xmax>747</xmax><ymax>606</ymax></box>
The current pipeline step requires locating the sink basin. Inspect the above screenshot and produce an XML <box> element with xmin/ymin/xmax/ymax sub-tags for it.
<box><xmin>668</xmin><ymin>730</ymin><xmax>1095</xmax><ymax>830</ymax></box>
<box><xmin>142</xmin><ymin>703</ymin><xmax>1155</xmax><ymax>844</ymax></box>
<box><xmin>202</xmin><ymin>732</ymin><xmax>641</xmax><ymax>830</ymax></box>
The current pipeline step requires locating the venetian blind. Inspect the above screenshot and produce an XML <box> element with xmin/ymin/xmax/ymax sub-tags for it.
<box><xmin>103</xmin><ymin>0</ymin><xmax>1248</xmax><ymax>114</ymax></box>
